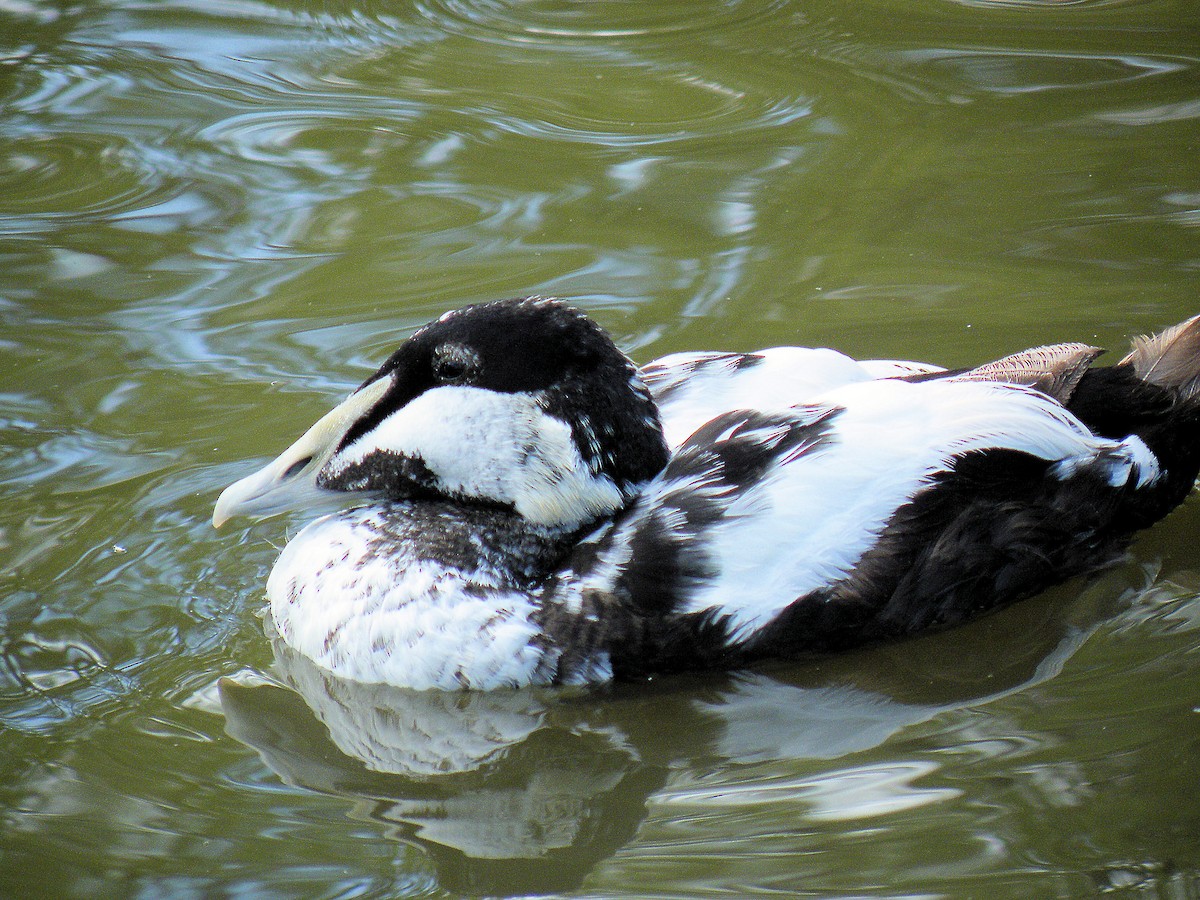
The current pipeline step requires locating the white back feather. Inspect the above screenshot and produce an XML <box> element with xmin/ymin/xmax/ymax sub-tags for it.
<box><xmin>646</xmin><ymin>347</ymin><xmax>920</xmax><ymax>448</ymax></box>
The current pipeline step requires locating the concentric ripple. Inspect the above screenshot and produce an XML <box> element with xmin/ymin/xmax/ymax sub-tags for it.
<box><xmin>0</xmin><ymin>133</ymin><xmax>169</xmax><ymax>221</ymax></box>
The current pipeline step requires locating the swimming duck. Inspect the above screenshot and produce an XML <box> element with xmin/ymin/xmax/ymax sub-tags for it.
<box><xmin>214</xmin><ymin>298</ymin><xmax>1200</xmax><ymax>690</ymax></box>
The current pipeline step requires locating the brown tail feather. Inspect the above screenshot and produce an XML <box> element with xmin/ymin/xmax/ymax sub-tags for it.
<box><xmin>951</xmin><ymin>342</ymin><xmax>1103</xmax><ymax>404</ymax></box>
<box><xmin>1121</xmin><ymin>314</ymin><xmax>1200</xmax><ymax>400</ymax></box>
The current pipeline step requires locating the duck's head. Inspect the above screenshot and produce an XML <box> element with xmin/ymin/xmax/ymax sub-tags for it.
<box><xmin>213</xmin><ymin>297</ymin><xmax>669</xmax><ymax>530</ymax></box>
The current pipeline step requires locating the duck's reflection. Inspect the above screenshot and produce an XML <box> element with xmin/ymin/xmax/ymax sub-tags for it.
<box><xmin>221</xmin><ymin>629</ymin><xmax>670</xmax><ymax>895</ymax></box>
<box><xmin>220</xmin><ymin>567</ymin><xmax>1147</xmax><ymax>894</ymax></box>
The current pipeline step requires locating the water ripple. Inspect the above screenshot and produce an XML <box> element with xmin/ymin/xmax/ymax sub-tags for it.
<box><xmin>0</xmin><ymin>133</ymin><xmax>173</xmax><ymax>224</ymax></box>
<box><xmin>899</xmin><ymin>48</ymin><xmax>1187</xmax><ymax>96</ymax></box>
<box><xmin>5</xmin><ymin>65</ymin><xmax>137</xmax><ymax>118</ymax></box>
<box><xmin>195</xmin><ymin>107</ymin><xmax>422</xmax><ymax>175</ymax></box>
<box><xmin>414</xmin><ymin>0</ymin><xmax>787</xmax><ymax>42</ymax></box>
<box><xmin>386</xmin><ymin>56</ymin><xmax>815</xmax><ymax>149</ymax></box>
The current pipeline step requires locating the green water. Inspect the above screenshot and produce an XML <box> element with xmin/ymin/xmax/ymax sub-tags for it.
<box><xmin>2</xmin><ymin>0</ymin><xmax>1199</xmax><ymax>896</ymax></box>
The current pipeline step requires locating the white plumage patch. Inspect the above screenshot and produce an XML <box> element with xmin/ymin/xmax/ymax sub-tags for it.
<box><xmin>327</xmin><ymin>385</ymin><xmax>624</xmax><ymax>528</ymax></box>
<box><xmin>644</xmin><ymin>347</ymin><xmax>944</xmax><ymax>448</ymax></box>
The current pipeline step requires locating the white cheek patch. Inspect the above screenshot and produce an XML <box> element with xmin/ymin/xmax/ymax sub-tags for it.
<box><xmin>330</xmin><ymin>385</ymin><xmax>624</xmax><ymax>527</ymax></box>
<box><xmin>336</xmin><ymin>385</ymin><xmax>526</xmax><ymax>500</ymax></box>
<box><xmin>514</xmin><ymin>409</ymin><xmax>625</xmax><ymax>526</ymax></box>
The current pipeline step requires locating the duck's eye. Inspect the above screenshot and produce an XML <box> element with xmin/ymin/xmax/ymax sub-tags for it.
<box><xmin>432</xmin><ymin>342</ymin><xmax>480</xmax><ymax>385</ymax></box>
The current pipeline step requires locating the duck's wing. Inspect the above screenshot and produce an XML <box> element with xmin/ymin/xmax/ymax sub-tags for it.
<box><xmin>642</xmin><ymin>348</ymin><xmax>944</xmax><ymax>448</ymax></box>
<box><xmin>544</xmin><ymin>376</ymin><xmax>1177</xmax><ymax>680</ymax></box>
<box><xmin>663</xmin><ymin>378</ymin><xmax>1158</xmax><ymax>634</ymax></box>
<box><xmin>857</xmin><ymin>358</ymin><xmax>948</xmax><ymax>379</ymax></box>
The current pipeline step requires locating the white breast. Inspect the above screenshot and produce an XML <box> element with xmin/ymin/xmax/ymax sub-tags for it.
<box><xmin>267</xmin><ymin>509</ymin><xmax>554</xmax><ymax>690</ymax></box>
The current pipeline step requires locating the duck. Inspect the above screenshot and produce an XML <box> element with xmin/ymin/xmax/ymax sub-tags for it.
<box><xmin>213</xmin><ymin>297</ymin><xmax>1200</xmax><ymax>690</ymax></box>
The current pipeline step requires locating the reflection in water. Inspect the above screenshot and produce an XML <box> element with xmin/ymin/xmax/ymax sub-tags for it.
<box><xmin>222</xmin><ymin>596</ymin><xmax>1098</xmax><ymax>894</ymax></box>
<box><xmin>221</xmin><ymin>635</ymin><xmax>660</xmax><ymax>895</ymax></box>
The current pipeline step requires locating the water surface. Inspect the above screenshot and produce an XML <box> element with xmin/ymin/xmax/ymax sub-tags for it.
<box><xmin>2</xmin><ymin>0</ymin><xmax>1199</xmax><ymax>896</ymax></box>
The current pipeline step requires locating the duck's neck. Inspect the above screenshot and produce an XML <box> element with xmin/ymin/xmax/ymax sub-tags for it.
<box><xmin>403</xmin><ymin>500</ymin><xmax>587</xmax><ymax>586</ymax></box>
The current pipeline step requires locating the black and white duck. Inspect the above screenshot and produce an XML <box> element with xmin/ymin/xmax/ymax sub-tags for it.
<box><xmin>214</xmin><ymin>298</ymin><xmax>1200</xmax><ymax>690</ymax></box>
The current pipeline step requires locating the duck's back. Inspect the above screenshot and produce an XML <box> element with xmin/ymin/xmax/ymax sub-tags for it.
<box><xmin>642</xmin><ymin>346</ymin><xmax>944</xmax><ymax>447</ymax></box>
<box><xmin>540</xmin><ymin>338</ymin><xmax>1200</xmax><ymax>681</ymax></box>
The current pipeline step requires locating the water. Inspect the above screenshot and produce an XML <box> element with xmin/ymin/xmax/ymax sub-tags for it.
<box><xmin>2</xmin><ymin>0</ymin><xmax>1198</xmax><ymax>896</ymax></box>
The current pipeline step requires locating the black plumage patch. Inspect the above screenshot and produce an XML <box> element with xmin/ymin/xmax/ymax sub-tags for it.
<box><xmin>371</xmin><ymin>298</ymin><xmax>622</xmax><ymax>393</ymax></box>
<box><xmin>319</xmin><ymin>451</ymin><xmax>438</xmax><ymax>497</ymax></box>
<box><xmin>669</xmin><ymin>406</ymin><xmax>840</xmax><ymax>494</ymax></box>
<box><xmin>319</xmin><ymin>451</ymin><xmax>521</xmax><ymax>514</ymax></box>
<box><xmin>361</xmin><ymin>502</ymin><xmax>583</xmax><ymax>592</ymax></box>
<box><xmin>1064</xmin><ymin>365</ymin><xmax>1200</xmax><ymax>526</ymax></box>
<box><xmin>1064</xmin><ymin>365</ymin><xmax>1177</xmax><ymax>439</ymax></box>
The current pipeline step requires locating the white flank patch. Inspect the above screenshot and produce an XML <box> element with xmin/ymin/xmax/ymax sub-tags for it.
<box><xmin>677</xmin><ymin>378</ymin><xmax>1150</xmax><ymax>638</ymax></box>
<box><xmin>329</xmin><ymin>385</ymin><xmax>624</xmax><ymax>528</ymax></box>
<box><xmin>1051</xmin><ymin>433</ymin><xmax>1161</xmax><ymax>487</ymax></box>
<box><xmin>268</xmin><ymin>510</ymin><xmax>556</xmax><ymax>690</ymax></box>
<box><xmin>1118</xmin><ymin>435</ymin><xmax>1161</xmax><ymax>487</ymax></box>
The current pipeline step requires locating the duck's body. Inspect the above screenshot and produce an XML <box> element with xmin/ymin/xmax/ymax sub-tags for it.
<box><xmin>215</xmin><ymin>299</ymin><xmax>1200</xmax><ymax>690</ymax></box>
